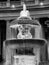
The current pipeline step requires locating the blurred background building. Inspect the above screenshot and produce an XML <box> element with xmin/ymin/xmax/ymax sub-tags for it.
<box><xmin>0</xmin><ymin>0</ymin><xmax>49</xmax><ymax>65</ymax></box>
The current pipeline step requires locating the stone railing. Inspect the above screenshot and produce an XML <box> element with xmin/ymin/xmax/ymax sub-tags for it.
<box><xmin>0</xmin><ymin>1</ymin><xmax>36</xmax><ymax>8</ymax></box>
<box><xmin>10</xmin><ymin>1</ymin><xmax>21</xmax><ymax>6</ymax></box>
<box><xmin>0</xmin><ymin>1</ymin><xmax>49</xmax><ymax>8</ymax></box>
<box><xmin>0</xmin><ymin>1</ymin><xmax>21</xmax><ymax>8</ymax></box>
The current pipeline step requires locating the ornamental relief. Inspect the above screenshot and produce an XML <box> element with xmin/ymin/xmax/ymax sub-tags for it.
<box><xmin>17</xmin><ymin>24</ymin><xmax>32</xmax><ymax>39</ymax></box>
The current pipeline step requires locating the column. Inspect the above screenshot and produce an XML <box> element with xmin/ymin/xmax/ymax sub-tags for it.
<box><xmin>47</xmin><ymin>38</ymin><xmax>49</xmax><ymax>60</ymax></box>
<box><xmin>0</xmin><ymin>30</ymin><xmax>1</xmax><ymax>55</ymax></box>
<box><xmin>45</xmin><ymin>22</ymin><xmax>49</xmax><ymax>60</ymax></box>
<box><xmin>40</xmin><ymin>44</ymin><xmax>47</xmax><ymax>61</ymax></box>
<box><xmin>6</xmin><ymin>20</ymin><xmax>11</xmax><ymax>40</ymax></box>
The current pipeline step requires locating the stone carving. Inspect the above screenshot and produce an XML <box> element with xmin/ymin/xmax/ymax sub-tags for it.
<box><xmin>17</xmin><ymin>25</ymin><xmax>32</xmax><ymax>39</ymax></box>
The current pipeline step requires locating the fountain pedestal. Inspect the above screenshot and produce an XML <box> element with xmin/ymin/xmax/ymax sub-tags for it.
<box><xmin>3</xmin><ymin>39</ymin><xmax>46</xmax><ymax>65</ymax></box>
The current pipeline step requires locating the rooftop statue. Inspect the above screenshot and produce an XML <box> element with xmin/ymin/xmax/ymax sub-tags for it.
<box><xmin>17</xmin><ymin>3</ymin><xmax>32</xmax><ymax>20</ymax></box>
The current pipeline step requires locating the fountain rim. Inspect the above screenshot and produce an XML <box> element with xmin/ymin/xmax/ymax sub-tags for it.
<box><xmin>10</xmin><ymin>24</ymin><xmax>41</xmax><ymax>28</ymax></box>
<box><xmin>5</xmin><ymin>38</ymin><xmax>47</xmax><ymax>45</ymax></box>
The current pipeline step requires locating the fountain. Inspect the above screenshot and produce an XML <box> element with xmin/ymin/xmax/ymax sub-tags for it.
<box><xmin>3</xmin><ymin>3</ymin><xmax>47</xmax><ymax>65</ymax></box>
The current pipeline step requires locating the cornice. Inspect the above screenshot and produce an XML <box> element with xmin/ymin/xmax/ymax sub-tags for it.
<box><xmin>0</xmin><ymin>4</ymin><xmax>49</xmax><ymax>20</ymax></box>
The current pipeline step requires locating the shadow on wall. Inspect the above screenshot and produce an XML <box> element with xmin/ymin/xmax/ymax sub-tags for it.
<box><xmin>0</xmin><ymin>20</ymin><xmax>6</xmax><ymax>62</ymax></box>
<box><xmin>39</xmin><ymin>61</ymin><xmax>49</xmax><ymax>65</ymax></box>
